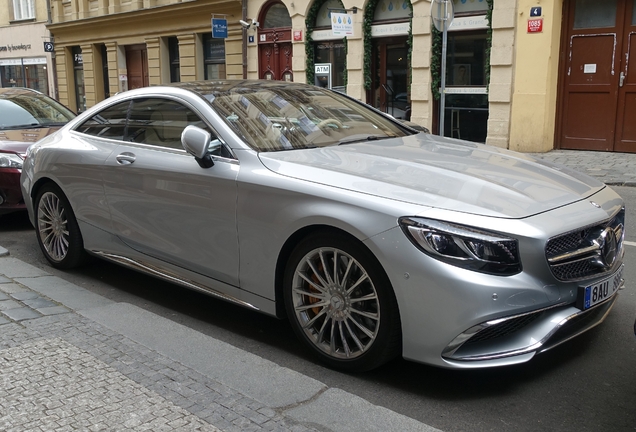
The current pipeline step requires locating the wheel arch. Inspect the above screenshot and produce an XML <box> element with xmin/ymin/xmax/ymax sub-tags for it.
<box><xmin>273</xmin><ymin>224</ymin><xmax>395</xmax><ymax>319</ymax></box>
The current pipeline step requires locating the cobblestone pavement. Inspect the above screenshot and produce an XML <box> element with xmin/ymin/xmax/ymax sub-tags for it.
<box><xmin>0</xmin><ymin>253</ymin><xmax>435</xmax><ymax>432</ymax></box>
<box><xmin>0</xmin><ymin>276</ymin><xmax>315</xmax><ymax>432</ymax></box>
<box><xmin>530</xmin><ymin>149</ymin><xmax>636</xmax><ymax>186</ymax></box>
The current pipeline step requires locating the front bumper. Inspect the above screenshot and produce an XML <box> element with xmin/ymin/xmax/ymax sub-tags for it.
<box><xmin>364</xmin><ymin>186</ymin><xmax>625</xmax><ymax>369</ymax></box>
<box><xmin>442</xmin><ymin>277</ymin><xmax>621</xmax><ymax>367</ymax></box>
<box><xmin>0</xmin><ymin>168</ymin><xmax>25</xmax><ymax>214</ymax></box>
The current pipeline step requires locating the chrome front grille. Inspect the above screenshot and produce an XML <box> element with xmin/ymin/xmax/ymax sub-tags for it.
<box><xmin>546</xmin><ymin>208</ymin><xmax>625</xmax><ymax>282</ymax></box>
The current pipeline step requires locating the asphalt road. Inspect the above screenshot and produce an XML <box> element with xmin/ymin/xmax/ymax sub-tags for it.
<box><xmin>2</xmin><ymin>186</ymin><xmax>635</xmax><ymax>432</ymax></box>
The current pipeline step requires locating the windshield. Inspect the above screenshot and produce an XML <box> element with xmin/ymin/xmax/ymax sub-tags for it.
<box><xmin>202</xmin><ymin>85</ymin><xmax>412</xmax><ymax>151</ymax></box>
<box><xmin>0</xmin><ymin>93</ymin><xmax>75</xmax><ymax>130</ymax></box>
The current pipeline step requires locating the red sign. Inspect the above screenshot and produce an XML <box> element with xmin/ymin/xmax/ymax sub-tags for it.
<box><xmin>527</xmin><ymin>18</ymin><xmax>543</xmax><ymax>33</ymax></box>
<box><xmin>293</xmin><ymin>30</ymin><xmax>303</xmax><ymax>41</ymax></box>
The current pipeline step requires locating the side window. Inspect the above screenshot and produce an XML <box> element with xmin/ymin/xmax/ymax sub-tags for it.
<box><xmin>75</xmin><ymin>101</ymin><xmax>130</xmax><ymax>140</ymax></box>
<box><xmin>127</xmin><ymin>98</ymin><xmax>212</xmax><ymax>150</ymax></box>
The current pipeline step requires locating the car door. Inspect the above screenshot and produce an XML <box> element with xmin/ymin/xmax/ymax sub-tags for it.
<box><xmin>101</xmin><ymin>96</ymin><xmax>240</xmax><ymax>286</ymax></box>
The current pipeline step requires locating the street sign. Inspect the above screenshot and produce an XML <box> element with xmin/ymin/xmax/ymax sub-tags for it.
<box><xmin>530</xmin><ymin>7</ymin><xmax>542</xmax><ymax>17</ymax></box>
<box><xmin>211</xmin><ymin>18</ymin><xmax>228</xmax><ymax>38</ymax></box>
<box><xmin>431</xmin><ymin>0</ymin><xmax>454</xmax><ymax>32</ymax></box>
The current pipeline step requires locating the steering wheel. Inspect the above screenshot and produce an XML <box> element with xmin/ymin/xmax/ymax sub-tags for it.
<box><xmin>317</xmin><ymin>118</ymin><xmax>344</xmax><ymax>129</ymax></box>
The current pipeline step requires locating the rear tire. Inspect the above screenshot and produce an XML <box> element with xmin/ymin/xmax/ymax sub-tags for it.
<box><xmin>34</xmin><ymin>183</ymin><xmax>87</xmax><ymax>269</ymax></box>
<box><xmin>283</xmin><ymin>232</ymin><xmax>401</xmax><ymax>372</ymax></box>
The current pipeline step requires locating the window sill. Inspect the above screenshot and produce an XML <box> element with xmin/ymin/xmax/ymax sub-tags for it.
<box><xmin>10</xmin><ymin>18</ymin><xmax>36</xmax><ymax>24</ymax></box>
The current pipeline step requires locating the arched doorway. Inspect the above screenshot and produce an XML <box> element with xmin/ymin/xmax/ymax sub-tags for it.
<box><xmin>258</xmin><ymin>1</ymin><xmax>293</xmax><ymax>81</ymax></box>
<box><xmin>365</xmin><ymin>0</ymin><xmax>412</xmax><ymax>119</ymax></box>
<box><xmin>306</xmin><ymin>0</ymin><xmax>347</xmax><ymax>92</ymax></box>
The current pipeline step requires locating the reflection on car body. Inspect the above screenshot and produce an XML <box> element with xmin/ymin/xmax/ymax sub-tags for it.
<box><xmin>21</xmin><ymin>80</ymin><xmax>625</xmax><ymax>372</ymax></box>
<box><xmin>0</xmin><ymin>87</ymin><xmax>75</xmax><ymax>215</ymax></box>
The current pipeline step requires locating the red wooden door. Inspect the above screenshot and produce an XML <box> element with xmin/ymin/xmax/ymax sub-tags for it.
<box><xmin>559</xmin><ymin>0</ymin><xmax>636</xmax><ymax>152</ymax></box>
<box><xmin>258</xmin><ymin>30</ymin><xmax>293</xmax><ymax>81</ymax></box>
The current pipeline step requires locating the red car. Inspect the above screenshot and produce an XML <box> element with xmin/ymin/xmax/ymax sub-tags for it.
<box><xmin>0</xmin><ymin>88</ymin><xmax>75</xmax><ymax>215</ymax></box>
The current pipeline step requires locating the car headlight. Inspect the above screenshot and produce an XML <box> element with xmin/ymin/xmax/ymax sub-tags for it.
<box><xmin>399</xmin><ymin>217</ymin><xmax>521</xmax><ymax>276</ymax></box>
<box><xmin>0</xmin><ymin>152</ymin><xmax>24</xmax><ymax>169</ymax></box>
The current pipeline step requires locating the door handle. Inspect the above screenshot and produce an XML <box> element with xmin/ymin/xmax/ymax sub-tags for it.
<box><xmin>619</xmin><ymin>71</ymin><xmax>625</xmax><ymax>88</ymax></box>
<box><xmin>116</xmin><ymin>152</ymin><xmax>136</xmax><ymax>165</ymax></box>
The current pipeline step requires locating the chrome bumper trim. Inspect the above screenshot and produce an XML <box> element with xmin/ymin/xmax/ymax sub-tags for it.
<box><xmin>443</xmin><ymin>278</ymin><xmax>623</xmax><ymax>362</ymax></box>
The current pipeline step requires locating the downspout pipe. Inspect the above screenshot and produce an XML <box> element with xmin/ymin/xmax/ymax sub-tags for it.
<box><xmin>242</xmin><ymin>0</ymin><xmax>247</xmax><ymax>79</ymax></box>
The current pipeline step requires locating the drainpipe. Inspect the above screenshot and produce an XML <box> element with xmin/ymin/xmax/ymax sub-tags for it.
<box><xmin>242</xmin><ymin>0</ymin><xmax>247</xmax><ymax>79</ymax></box>
<box><xmin>46</xmin><ymin>0</ymin><xmax>59</xmax><ymax>99</ymax></box>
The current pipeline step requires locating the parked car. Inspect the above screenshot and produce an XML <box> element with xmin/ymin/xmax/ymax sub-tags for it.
<box><xmin>0</xmin><ymin>88</ymin><xmax>75</xmax><ymax>215</ymax></box>
<box><xmin>21</xmin><ymin>80</ymin><xmax>625</xmax><ymax>371</ymax></box>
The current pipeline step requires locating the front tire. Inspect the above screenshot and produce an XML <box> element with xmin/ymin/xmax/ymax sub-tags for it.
<box><xmin>34</xmin><ymin>183</ymin><xmax>87</xmax><ymax>269</ymax></box>
<box><xmin>284</xmin><ymin>232</ymin><xmax>401</xmax><ymax>372</ymax></box>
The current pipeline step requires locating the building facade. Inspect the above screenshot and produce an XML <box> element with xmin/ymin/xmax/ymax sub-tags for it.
<box><xmin>0</xmin><ymin>0</ymin><xmax>57</xmax><ymax>97</ymax></box>
<box><xmin>45</xmin><ymin>0</ymin><xmax>636</xmax><ymax>153</ymax></box>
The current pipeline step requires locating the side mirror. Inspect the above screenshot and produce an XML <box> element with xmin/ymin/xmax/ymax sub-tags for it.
<box><xmin>181</xmin><ymin>125</ymin><xmax>222</xmax><ymax>168</ymax></box>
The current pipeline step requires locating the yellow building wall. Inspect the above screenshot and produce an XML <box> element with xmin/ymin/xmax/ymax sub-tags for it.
<box><xmin>509</xmin><ymin>0</ymin><xmax>563</xmax><ymax>152</ymax></box>
<box><xmin>48</xmin><ymin>0</ymin><xmax>242</xmax><ymax>109</ymax></box>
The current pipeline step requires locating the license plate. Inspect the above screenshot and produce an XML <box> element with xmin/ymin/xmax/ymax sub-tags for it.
<box><xmin>578</xmin><ymin>265</ymin><xmax>624</xmax><ymax>310</ymax></box>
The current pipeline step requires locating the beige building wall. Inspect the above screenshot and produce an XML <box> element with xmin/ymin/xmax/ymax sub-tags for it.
<box><xmin>0</xmin><ymin>0</ymin><xmax>57</xmax><ymax>97</ymax></box>
<box><xmin>48</xmin><ymin>0</ymin><xmax>242</xmax><ymax>109</ymax></box>
<box><xmin>509</xmin><ymin>0</ymin><xmax>563</xmax><ymax>152</ymax></box>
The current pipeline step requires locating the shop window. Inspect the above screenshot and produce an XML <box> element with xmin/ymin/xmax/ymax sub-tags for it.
<box><xmin>311</xmin><ymin>0</ymin><xmax>347</xmax><ymax>92</ymax></box>
<box><xmin>72</xmin><ymin>46</ymin><xmax>87</xmax><ymax>113</ymax></box>
<box><xmin>1</xmin><ymin>60</ymin><xmax>48</xmax><ymax>95</ymax></box>
<box><xmin>203</xmin><ymin>34</ymin><xmax>226</xmax><ymax>80</ymax></box>
<box><xmin>442</xmin><ymin>30</ymin><xmax>488</xmax><ymax>142</ymax></box>
<box><xmin>12</xmin><ymin>0</ymin><xmax>35</xmax><ymax>20</ymax></box>
<box><xmin>100</xmin><ymin>45</ymin><xmax>110</xmax><ymax>99</ymax></box>
<box><xmin>451</xmin><ymin>0</ymin><xmax>488</xmax><ymax>15</ymax></box>
<box><xmin>169</xmin><ymin>37</ymin><xmax>180</xmax><ymax>83</ymax></box>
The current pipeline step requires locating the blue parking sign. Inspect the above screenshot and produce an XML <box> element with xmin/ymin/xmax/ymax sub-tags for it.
<box><xmin>212</xmin><ymin>18</ymin><xmax>228</xmax><ymax>38</ymax></box>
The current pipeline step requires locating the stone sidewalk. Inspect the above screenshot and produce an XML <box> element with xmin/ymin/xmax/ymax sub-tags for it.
<box><xmin>530</xmin><ymin>149</ymin><xmax>636</xmax><ymax>186</ymax></box>
<box><xmin>0</xmin><ymin>249</ymin><xmax>439</xmax><ymax>432</ymax></box>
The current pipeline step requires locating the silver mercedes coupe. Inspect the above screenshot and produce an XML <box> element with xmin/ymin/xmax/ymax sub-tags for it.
<box><xmin>20</xmin><ymin>81</ymin><xmax>625</xmax><ymax>371</ymax></box>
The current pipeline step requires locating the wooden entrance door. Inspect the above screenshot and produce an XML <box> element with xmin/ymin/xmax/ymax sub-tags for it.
<box><xmin>558</xmin><ymin>0</ymin><xmax>636</xmax><ymax>152</ymax></box>
<box><xmin>125</xmin><ymin>44</ymin><xmax>149</xmax><ymax>90</ymax></box>
<box><xmin>258</xmin><ymin>1</ymin><xmax>293</xmax><ymax>81</ymax></box>
<box><xmin>258</xmin><ymin>32</ymin><xmax>293</xmax><ymax>81</ymax></box>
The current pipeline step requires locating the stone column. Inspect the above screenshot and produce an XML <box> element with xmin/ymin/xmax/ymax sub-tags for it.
<box><xmin>486</xmin><ymin>0</ymin><xmax>517</xmax><ymax>149</ymax></box>
<box><xmin>410</xmin><ymin>0</ymin><xmax>433</xmax><ymax>130</ymax></box>
<box><xmin>177</xmin><ymin>34</ymin><xmax>198</xmax><ymax>82</ymax></box>
<box><xmin>80</xmin><ymin>44</ymin><xmax>97</xmax><ymax>108</ymax></box>
<box><xmin>343</xmin><ymin>0</ymin><xmax>364</xmax><ymax>100</ymax></box>
<box><xmin>145</xmin><ymin>37</ymin><xmax>162</xmax><ymax>86</ymax></box>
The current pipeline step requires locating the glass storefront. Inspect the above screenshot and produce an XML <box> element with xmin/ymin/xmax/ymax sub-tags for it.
<box><xmin>0</xmin><ymin>58</ymin><xmax>49</xmax><ymax>95</ymax></box>
<box><xmin>439</xmin><ymin>1</ymin><xmax>490</xmax><ymax>142</ymax></box>
<box><xmin>443</xmin><ymin>31</ymin><xmax>488</xmax><ymax>142</ymax></box>
<box><xmin>203</xmin><ymin>34</ymin><xmax>226</xmax><ymax>80</ymax></box>
<box><xmin>72</xmin><ymin>46</ymin><xmax>86</xmax><ymax>113</ymax></box>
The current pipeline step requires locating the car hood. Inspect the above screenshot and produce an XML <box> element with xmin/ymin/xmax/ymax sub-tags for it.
<box><xmin>0</xmin><ymin>127</ymin><xmax>59</xmax><ymax>157</ymax></box>
<box><xmin>258</xmin><ymin>134</ymin><xmax>605</xmax><ymax>218</ymax></box>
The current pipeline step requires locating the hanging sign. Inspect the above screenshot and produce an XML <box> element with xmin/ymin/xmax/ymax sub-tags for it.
<box><xmin>212</xmin><ymin>18</ymin><xmax>228</xmax><ymax>38</ymax></box>
<box><xmin>331</xmin><ymin>13</ymin><xmax>353</xmax><ymax>36</ymax></box>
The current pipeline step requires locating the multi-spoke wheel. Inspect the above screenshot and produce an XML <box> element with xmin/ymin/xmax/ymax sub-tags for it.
<box><xmin>284</xmin><ymin>232</ymin><xmax>401</xmax><ymax>371</ymax></box>
<box><xmin>34</xmin><ymin>183</ymin><xmax>87</xmax><ymax>269</ymax></box>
